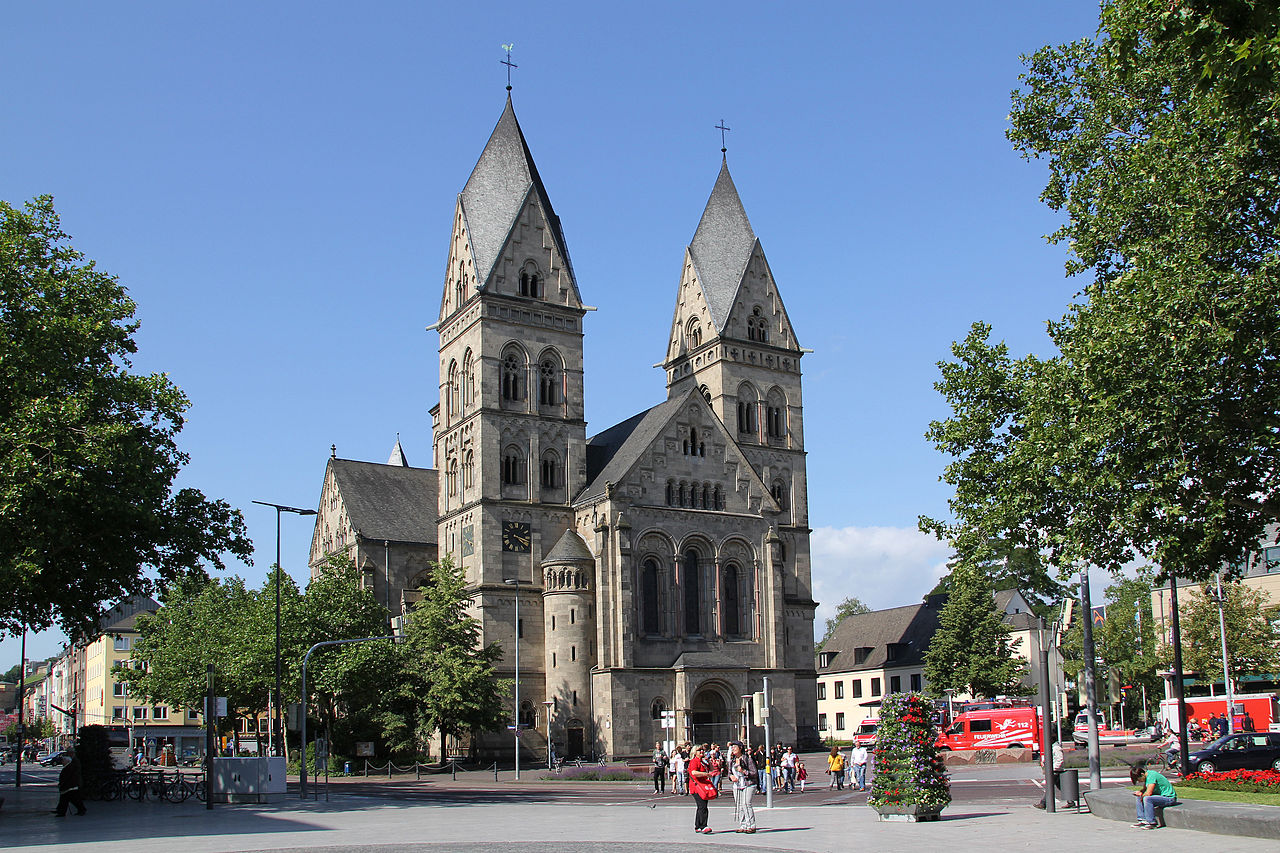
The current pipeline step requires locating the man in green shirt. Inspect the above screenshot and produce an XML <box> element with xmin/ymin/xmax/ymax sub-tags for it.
<box><xmin>1130</xmin><ymin>763</ymin><xmax>1176</xmax><ymax>828</ymax></box>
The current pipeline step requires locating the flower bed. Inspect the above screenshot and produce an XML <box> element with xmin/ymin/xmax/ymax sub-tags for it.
<box><xmin>541</xmin><ymin>764</ymin><xmax>647</xmax><ymax>782</ymax></box>
<box><xmin>1182</xmin><ymin>768</ymin><xmax>1280</xmax><ymax>793</ymax></box>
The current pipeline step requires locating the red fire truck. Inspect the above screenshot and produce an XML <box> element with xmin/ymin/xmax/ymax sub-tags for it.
<box><xmin>936</xmin><ymin>706</ymin><xmax>1042</xmax><ymax>754</ymax></box>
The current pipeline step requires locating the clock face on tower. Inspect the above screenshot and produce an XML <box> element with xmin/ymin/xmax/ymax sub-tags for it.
<box><xmin>460</xmin><ymin>525</ymin><xmax>475</xmax><ymax>557</ymax></box>
<box><xmin>502</xmin><ymin>520</ymin><xmax>531</xmax><ymax>553</ymax></box>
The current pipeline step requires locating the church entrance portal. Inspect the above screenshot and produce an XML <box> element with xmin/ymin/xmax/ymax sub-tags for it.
<box><xmin>566</xmin><ymin>722</ymin><xmax>585</xmax><ymax>759</ymax></box>
<box><xmin>689</xmin><ymin>687</ymin><xmax>735</xmax><ymax>745</ymax></box>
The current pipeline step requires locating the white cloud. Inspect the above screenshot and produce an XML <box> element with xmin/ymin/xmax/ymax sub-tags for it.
<box><xmin>810</xmin><ymin>525</ymin><xmax>952</xmax><ymax>638</ymax></box>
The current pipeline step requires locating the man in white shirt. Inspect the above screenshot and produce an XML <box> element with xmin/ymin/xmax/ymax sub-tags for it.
<box><xmin>849</xmin><ymin>744</ymin><xmax>869</xmax><ymax>792</ymax></box>
<box><xmin>671</xmin><ymin>748</ymin><xmax>687</xmax><ymax>795</ymax></box>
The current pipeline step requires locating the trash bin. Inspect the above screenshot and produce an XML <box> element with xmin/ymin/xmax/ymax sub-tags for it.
<box><xmin>1058</xmin><ymin>769</ymin><xmax>1079</xmax><ymax>808</ymax></box>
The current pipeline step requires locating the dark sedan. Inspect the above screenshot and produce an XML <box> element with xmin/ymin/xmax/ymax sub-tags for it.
<box><xmin>1188</xmin><ymin>732</ymin><xmax>1280</xmax><ymax>774</ymax></box>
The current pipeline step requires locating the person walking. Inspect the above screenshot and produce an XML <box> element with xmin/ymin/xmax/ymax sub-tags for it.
<box><xmin>753</xmin><ymin>745</ymin><xmax>768</xmax><ymax>793</ymax></box>
<box><xmin>849</xmin><ymin>743</ymin><xmax>869</xmax><ymax>791</ymax></box>
<box><xmin>796</xmin><ymin>758</ymin><xmax>808</xmax><ymax>792</ymax></box>
<box><xmin>52</xmin><ymin>749</ymin><xmax>86</xmax><ymax>817</ymax></box>
<box><xmin>781</xmin><ymin>746</ymin><xmax>797</xmax><ymax>792</ymax></box>
<box><xmin>651</xmin><ymin>743</ymin><xmax>669</xmax><ymax>794</ymax></box>
<box><xmin>671</xmin><ymin>747</ymin><xmax>687</xmax><ymax>795</ymax></box>
<box><xmin>1131</xmin><ymin>762</ymin><xmax>1177</xmax><ymax>828</ymax></box>
<box><xmin>1034</xmin><ymin>734</ymin><xmax>1068</xmax><ymax>809</ymax></box>
<box><xmin>728</xmin><ymin>741</ymin><xmax>757</xmax><ymax>834</ymax></box>
<box><xmin>688</xmin><ymin>744</ymin><xmax>716</xmax><ymax>834</ymax></box>
<box><xmin>827</xmin><ymin>745</ymin><xmax>845</xmax><ymax>790</ymax></box>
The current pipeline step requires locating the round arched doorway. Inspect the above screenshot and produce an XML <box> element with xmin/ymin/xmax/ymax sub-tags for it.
<box><xmin>689</xmin><ymin>685</ymin><xmax>735</xmax><ymax>745</ymax></box>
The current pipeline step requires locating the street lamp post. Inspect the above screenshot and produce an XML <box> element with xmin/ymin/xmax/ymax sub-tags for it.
<box><xmin>252</xmin><ymin>501</ymin><xmax>317</xmax><ymax>758</ymax></box>
<box><xmin>504</xmin><ymin>577</ymin><xmax>522</xmax><ymax>780</ymax></box>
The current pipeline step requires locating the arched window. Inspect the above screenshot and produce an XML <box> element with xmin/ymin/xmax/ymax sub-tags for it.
<box><xmin>700</xmin><ymin>385</ymin><xmax>712</xmax><ymax>405</ymax></box>
<box><xmin>665</xmin><ymin>480</ymin><xmax>675</xmax><ymax>506</ymax></box>
<box><xmin>539</xmin><ymin>358</ymin><xmax>560</xmax><ymax>406</ymax></box>
<box><xmin>737</xmin><ymin>384</ymin><xmax>759</xmax><ymax>438</ymax></box>
<box><xmin>540</xmin><ymin>450</ymin><xmax>562</xmax><ymax>489</ymax></box>
<box><xmin>502</xmin><ymin>348</ymin><xmax>525</xmax><ymax>402</ymax></box>
<box><xmin>641</xmin><ymin>558</ymin><xmax>661</xmax><ymax>635</ymax></box>
<box><xmin>683</xmin><ymin>550</ymin><xmax>701</xmax><ymax>635</ymax></box>
<box><xmin>766</xmin><ymin>388</ymin><xmax>786</xmax><ymax>440</ymax></box>
<box><xmin>713</xmin><ymin>485</ymin><xmax>724</xmax><ymax>510</ymax></box>
<box><xmin>462</xmin><ymin>450</ymin><xmax>474</xmax><ymax>490</ymax></box>
<box><xmin>701</xmin><ymin>482</ymin><xmax>711</xmax><ymax>509</ymax></box>
<box><xmin>686</xmin><ymin>318</ymin><xmax>702</xmax><ymax>349</ymax></box>
<box><xmin>651</xmin><ymin>697</ymin><xmax>667</xmax><ymax>720</ymax></box>
<box><xmin>723</xmin><ymin>563</ymin><xmax>741</xmax><ymax>636</ymax></box>
<box><xmin>455</xmin><ymin>262</ymin><xmax>466</xmax><ymax>311</ymax></box>
<box><xmin>690</xmin><ymin>483</ymin><xmax>700</xmax><ymax>508</ymax></box>
<box><xmin>519</xmin><ymin>264</ymin><xmax>542</xmax><ymax>298</ymax></box>
<box><xmin>771</xmin><ymin>478</ymin><xmax>788</xmax><ymax>510</ymax></box>
<box><xmin>502</xmin><ymin>446</ymin><xmax>525</xmax><ymax>485</ymax></box>
<box><xmin>462</xmin><ymin>350</ymin><xmax>475</xmax><ymax>408</ymax></box>
<box><xmin>747</xmin><ymin>305</ymin><xmax>769</xmax><ymax>342</ymax></box>
<box><xmin>678</xmin><ymin>482</ymin><xmax>688</xmax><ymax>507</ymax></box>
<box><xmin>447</xmin><ymin>360</ymin><xmax>460</xmax><ymax>417</ymax></box>
<box><xmin>446</xmin><ymin>458</ymin><xmax>458</xmax><ymax>496</ymax></box>
<box><xmin>519</xmin><ymin>700</ymin><xmax>536</xmax><ymax>728</ymax></box>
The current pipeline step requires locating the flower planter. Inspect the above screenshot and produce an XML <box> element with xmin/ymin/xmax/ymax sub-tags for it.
<box><xmin>874</xmin><ymin>803</ymin><xmax>944</xmax><ymax>822</ymax></box>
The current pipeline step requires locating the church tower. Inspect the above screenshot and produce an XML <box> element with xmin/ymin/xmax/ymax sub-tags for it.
<box><xmin>432</xmin><ymin>97</ymin><xmax>589</xmax><ymax>750</ymax></box>
<box><xmin>662</xmin><ymin>157</ymin><xmax>815</xmax><ymax>661</ymax></box>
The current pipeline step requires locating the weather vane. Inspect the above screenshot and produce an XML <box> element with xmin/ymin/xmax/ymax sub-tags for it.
<box><xmin>502</xmin><ymin>43</ymin><xmax>517</xmax><ymax>91</ymax></box>
<box><xmin>715</xmin><ymin>119</ymin><xmax>731</xmax><ymax>154</ymax></box>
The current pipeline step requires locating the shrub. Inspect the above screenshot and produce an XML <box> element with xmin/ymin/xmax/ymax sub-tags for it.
<box><xmin>1181</xmin><ymin>769</ymin><xmax>1280</xmax><ymax>793</ymax></box>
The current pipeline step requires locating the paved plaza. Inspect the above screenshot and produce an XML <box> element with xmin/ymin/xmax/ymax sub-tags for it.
<box><xmin>2</xmin><ymin>768</ymin><xmax>1279</xmax><ymax>853</ymax></box>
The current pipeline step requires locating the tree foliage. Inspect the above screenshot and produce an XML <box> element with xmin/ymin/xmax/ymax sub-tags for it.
<box><xmin>820</xmin><ymin>596</ymin><xmax>871</xmax><ymax>647</ymax></box>
<box><xmin>923</xmin><ymin>563</ymin><xmax>1026</xmax><ymax>699</ymax></box>
<box><xmin>930</xmin><ymin>537</ymin><xmax>1065</xmax><ymax>619</ymax></box>
<box><xmin>1159</xmin><ymin>580</ymin><xmax>1280</xmax><ymax>684</ymax></box>
<box><xmin>0</xmin><ymin>196</ymin><xmax>252</xmax><ymax>639</ymax></box>
<box><xmin>923</xmin><ymin>2</ymin><xmax>1280</xmax><ymax>587</ymax></box>
<box><xmin>376</xmin><ymin>558</ymin><xmax>507</xmax><ymax>757</ymax></box>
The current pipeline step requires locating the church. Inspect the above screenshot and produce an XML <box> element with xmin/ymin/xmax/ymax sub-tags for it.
<box><xmin>312</xmin><ymin>95</ymin><xmax>818</xmax><ymax>761</ymax></box>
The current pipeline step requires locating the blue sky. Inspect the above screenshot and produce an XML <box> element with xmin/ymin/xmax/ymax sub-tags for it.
<box><xmin>2</xmin><ymin>1</ymin><xmax>1105</xmax><ymax>668</ymax></box>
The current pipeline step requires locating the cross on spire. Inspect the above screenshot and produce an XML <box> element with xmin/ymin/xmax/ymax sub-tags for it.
<box><xmin>501</xmin><ymin>43</ymin><xmax>517</xmax><ymax>92</ymax></box>
<box><xmin>715</xmin><ymin>119</ymin><xmax>731</xmax><ymax>154</ymax></box>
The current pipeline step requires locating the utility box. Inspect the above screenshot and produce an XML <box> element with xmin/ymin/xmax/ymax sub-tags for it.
<box><xmin>212</xmin><ymin>756</ymin><xmax>286</xmax><ymax>803</ymax></box>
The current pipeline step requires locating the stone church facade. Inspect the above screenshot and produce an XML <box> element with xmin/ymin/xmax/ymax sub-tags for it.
<box><xmin>428</xmin><ymin>96</ymin><xmax>819</xmax><ymax>761</ymax></box>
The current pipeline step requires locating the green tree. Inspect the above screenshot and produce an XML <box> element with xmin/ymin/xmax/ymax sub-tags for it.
<box><xmin>1160</xmin><ymin>581</ymin><xmax>1280</xmax><ymax>686</ymax></box>
<box><xmin>377</xmin><ymin>558</ymin><xmax>507</xmax><ymax>758</ymax></box>
<box><xmin>929</xmin><ymin>537</ymin><xmax>1065</xmax><ymax>619</ymax></box>
<box><xmin>819</xmin><ymin>596</ymin><xmax>871</xmax><ymax>647</ymax></box>
<box><xmin>1</xmin><ymin>664</ymin><xmax>19</xmax><ymax>683</ymax></box>
<box><xmin>0</xmin><ymin>196</ymin><xmax>252</xmax><ymax>639</ymax></box>
<box><xmin>924</xmin><ymin>562</ymin><xmax>1026</xmax><ymax>698</ymax></box>
<box><xmin>3</xmin><ymin>716</ymin><xmax>55</xmax><ymax>740</ymax></box>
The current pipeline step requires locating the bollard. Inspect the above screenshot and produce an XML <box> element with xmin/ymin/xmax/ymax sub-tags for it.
<box><xmin>452</xmin><ymin>760</ymin><xmax>457</xmax><ymax>781</ymax></box>
<box><xmin>493</xmin><ymin>761</ymin><xmax>499</xmax><ymax>782</ymax></box>
<box><xmin>364</xmin><ymin>759</ymin><xmax>369</xmax><ymax>777</ymax></box>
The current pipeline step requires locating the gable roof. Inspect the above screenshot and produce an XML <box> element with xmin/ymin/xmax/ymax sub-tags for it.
<box><xmin>817</xmin><ymin>601</ymin><xmax>943</xmax><ymax>674</ymax></box>
<box><xmin>330</xmin><ymin>459</ymin><xmax>438</xmax><ymax>545</ymax></box>
<box><xmin>459</xmin><ymin>96</ymin><xmax>577</xmax><ymax>293</ymax></box>
<box><xmin>579</xmin><ymin>396</ymin><xmax>688</xmax><ymax>502</ymax></box>
<box><xmin>688</xmin><ymin>159</ymin><xmax>760</xmax><ymax>331</ymax></box>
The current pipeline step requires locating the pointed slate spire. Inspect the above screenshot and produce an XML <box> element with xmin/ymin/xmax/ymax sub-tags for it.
<box><xmin>458</xmin><ymin>96</ymin><xmax>576</xmax><ymax>291</ymax></box>
<box><xmin>387</xmin><ymin>437</ymin><xmax>409</xmax><ymax>467</ymax></box>
<box><xmin>688</xmin><ymin>158</ymin><xmax>760</xmax><ymax>331</ymax></box>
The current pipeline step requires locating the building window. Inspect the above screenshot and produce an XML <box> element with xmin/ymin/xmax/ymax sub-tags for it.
<box><xmin>462</xmin><ymin>450</ymin><xmax>474</xmax><ymax>490</ymax></box>
<box><xmin>722</xmin><ymin>563</ymin><xmax>741</xmax><ymax>636</ymax></box>
<box><xmin>713</xmin><ymin>485</ymin><xmax>723</xmax><ymax>510</ymax></box>
<box><xmin>853</xmin><ymin>647</ymin><xmax>871</xmax><ymax>665</ymax></box>
<box><xmin>890</xmin><ymin>675</ymin><xmax>901</xmax><ymax>694</ymax></box>
<box><xmin>871</xmin><ymin>678</ymin><xmax>881</xmax><ymax>697</ymax></box>
<box><xmin>187</xmin><ymin>709</ymin><xmax>200</xmax><ymax>720</ymax></box>
<box><xmin>113</xmin><ymin>636</ymin><xmax>130</xmax><ymax>651</ymax></box>
<box><xmin>771</xmin><ymin>479</ymin><xmax>787</xmax><ymax>509</ymax></box>
<box><xmin>852</xmin><ymin>680</ymin><xmax>863</xmax><ymax>698</ymax></box>
<box><xmin>817</xmin><ymin>683</ymin><xmax>826</xmax><ymax>700</ymax></box>
<box><xmin>112</xmin><ymin>707</ymin><xmax>125</xmax><ymax>721</ymax></box>
<box><xmin>519</xmin><ymin>268</ymin><xmax>542</xmax><ymax>298</ymax></box>
<box><xmin>572</xmin><ymin>690</ymin><xmax>578</xmax><ymax>707</ymax></box>
<box><xmin>700</xmin><ymin>385</ymin><xmax>711</xmax><ymax>404</ymax></box>
<box><xmin>502</xmin><ymin>351</ymin><xmax>524</xmax><ymax>401</ymax></box>
<box><xmin>887</xmin><ymin>643</ymin><xmax>903</xmax><ymax>663</ymax></box>
<box><xmin>834</xmin><ymin>681</ymin><xmax>844</xmax><ymax>699</ymax></box>
<box><xmin>447</xmin><ymin>360</ymin><xmax>460</xmax><ymax>417</ymax></box>
<box><xmin>113</xmin><ymin>682</ymin><xmax>128</xmax><ymax>697</ymax></box>
<box><xmin>911</xmin><ymin>673</ymin><xmax>922</xmax><ymax>692</ymax></box>
<box><xmin>641</xmin><ymin>558</ymin><xmax>661</xmax><ymax>635</ymax></box>
<box><xmin>819</xmin><ymin>652</ymin><xmax>834</xmax><ymax>668</ymax></box>
<box><xmin>651</xmin><ymin>698</ymin><xmax>667</xmax><ymax>720</ymax></box>
<box><xmin>462</xmin><ymin>350</ymin><xmax>475</xmax><ymax>408</ymax></box>
<box><xmin>540</xmin><ymin>451</ymin><xmax>562</xmax><ymax>489</ymax></box>
<box><xmin>766</xmin><ymin>403</ymin><xmax>784</xmax><ymax>438</ymax></box>
<box><xmin>737</xmin><ymin>400</ymin><xmax>756</xmax><ymax>436</ymax></box>
<box><xmin>539</xmin><ymin>358</ymin><xmax>560</xmax><ymax>406</ymax></box>
<box><xmin>818</xmin><ymin>713</ymin><xmax>828</xmax><ymax>731</ymax></box>
<box><xmin>835</xmin><ymin>712</ymin><xmax>845</xmax><ymax>731</ymax></box>
<box><xmin>502</xmin><ymin>447</ymin><xmax>526</xmax><ymax>485</ymax></box>
<box><xmin>132</xmin><ymin>706</ymin><xmax>147</xmax><ymax>720</ymax></box>
<box><xmin>665</xmin><ymin>480</ymin><xmax>675</xmax><ymax>506</ymax></box>
<box><xmin>447</xmin><ymin>458</ymin><xmax>458</xmax><ymax>496</ymax></box>
<box><xmin>682</xmin><ymin>550</ymin><xmax>701</xmax><ymax>635</ymax></box>
<box><xmin>687</xmin><ymin>318</ymin><xmax>702</xmax><ymax>349</ymax></box>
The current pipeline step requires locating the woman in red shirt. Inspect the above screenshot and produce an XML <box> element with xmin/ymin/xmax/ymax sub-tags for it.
<box><xmin>688</xmin><ymin>744</ymin><xmax>716</xmax><ymax>833</ymax></box>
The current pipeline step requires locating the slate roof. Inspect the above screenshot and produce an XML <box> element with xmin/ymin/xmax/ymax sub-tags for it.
<box><xmin>543</xmin><ymin>528</ymin><xmax>594</xmax><ymax>564</ymax></box>
<box><xmin>459</xmin><ymin>96</ymin><xmax>577</xmax><ymax>293</ymax></box>
<box><xmin>817</xmin><ymin>601</ymin><xmax>943</xmax><ymax>674</ymax></box>
<box><xmin>578</xmin><ymin>394</ymin><xmax>690</xmax><ymax>502</ymax></box>
<box><xmin>387</xmin><ymin>439</ymin><xmax>409</xmax><ymax>467</ymax></box>
<box><xmin>673</xmin><ymin>650</ymin><xmax>749</xmax><ymax>670</ymax></box>
<box><xmin>96</xmin><ymin>595</ymin><xmax>159</xmax><ymax>635</ymax></box>
<box><xmin>331</xmin><ymin>459</ymin><xmax>438</xmax><ymax>545</ymax></box>
<box><xmin>688</xmin><ymin>159</ymin><xmax>760</xmax><ymax>331</ymax></box>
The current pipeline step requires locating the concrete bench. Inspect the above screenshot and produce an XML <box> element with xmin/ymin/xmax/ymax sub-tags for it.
<box><xmin>1085</xmin><ymin>788</ymin><xmax>1280</xmax><ymax>840</ymax></box>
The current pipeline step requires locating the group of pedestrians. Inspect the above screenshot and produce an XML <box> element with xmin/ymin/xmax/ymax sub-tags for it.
<box><xmin>825</xmin><ymin>743</ymin><xmax>869</xmax><ymax>791</ymax></box>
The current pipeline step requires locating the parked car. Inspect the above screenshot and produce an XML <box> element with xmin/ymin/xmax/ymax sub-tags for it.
<box><xmin>1186</xmin><ymin>732</ymin><xmax>1280</xmax><ymax>774</ymax></box>
<box><xmin>38</xmin><ymin>750</ymin><xmax>70</xmax><ymax>766</ymax></box>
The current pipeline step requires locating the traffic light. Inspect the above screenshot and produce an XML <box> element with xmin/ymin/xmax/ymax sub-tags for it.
<box><xmin>752</xmin><ymin>691</ymin><xmax>768</xmax><ymax>726</ymax></box>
